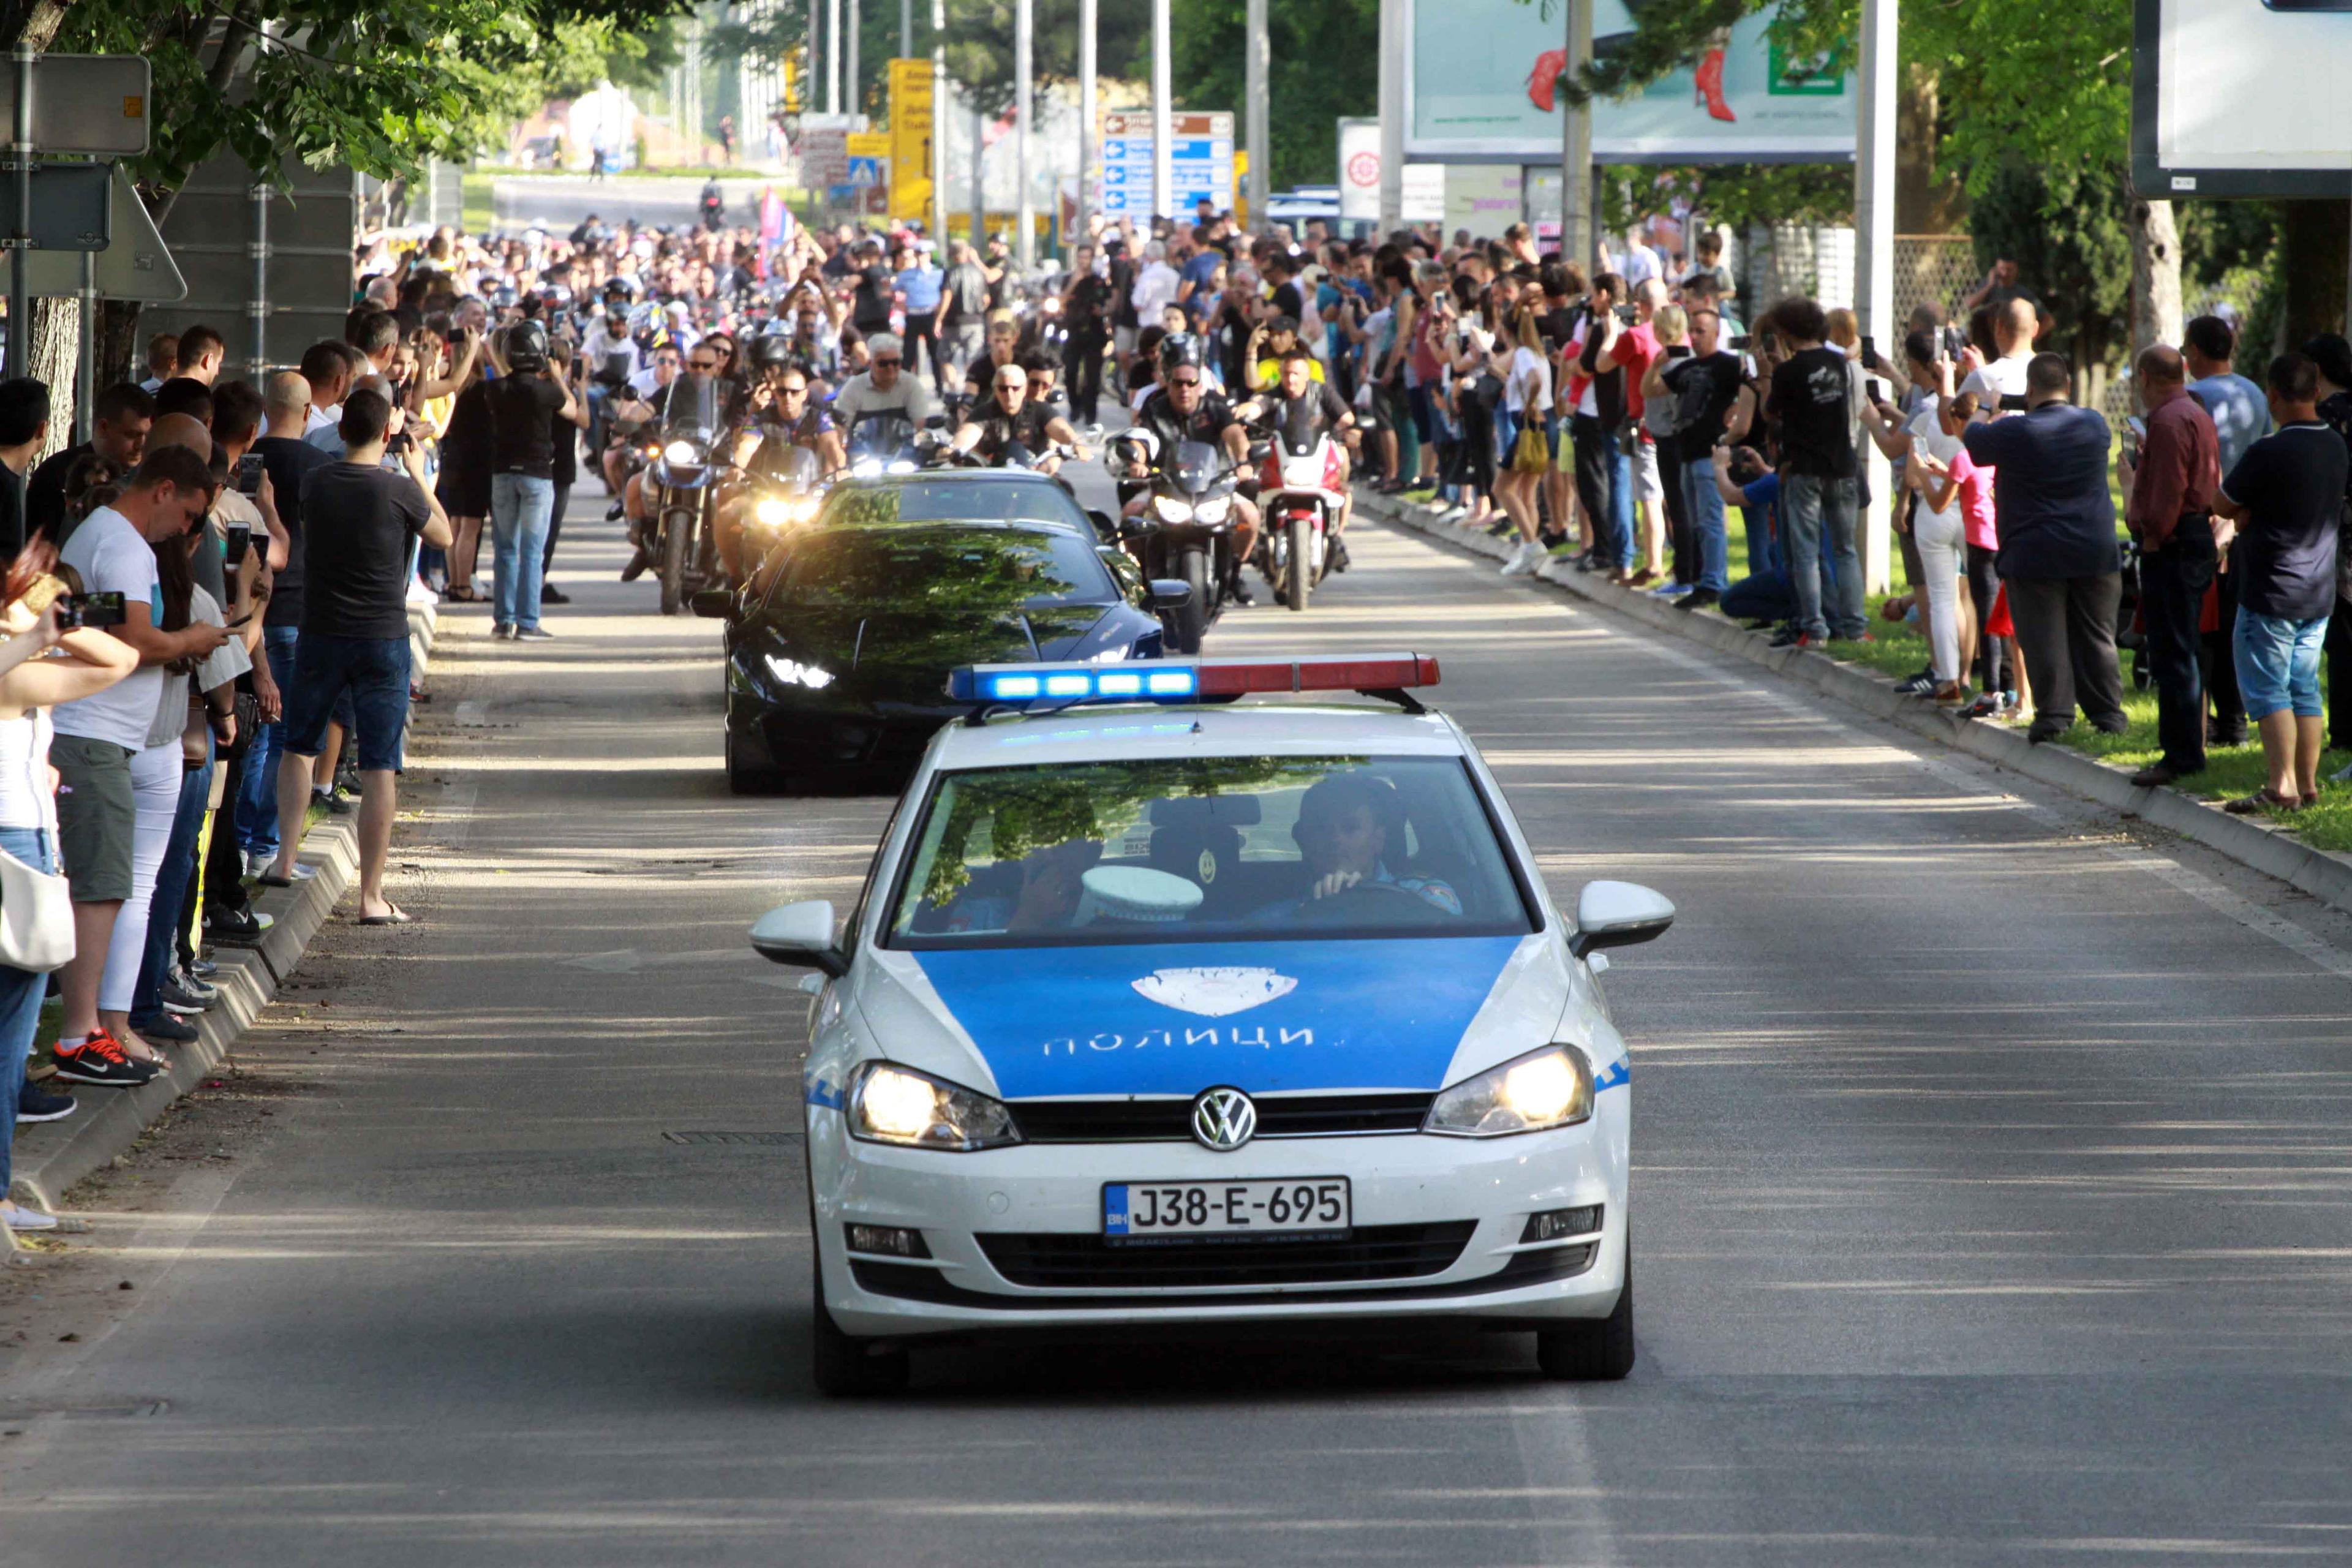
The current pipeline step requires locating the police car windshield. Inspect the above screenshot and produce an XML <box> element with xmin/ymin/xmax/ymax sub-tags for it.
<box><xmin>779</xmin><ymin>525</ymin><xmax>1115</xmax><ymax>609</ymax></box>
<box><xmin>887</xmin><ymin>756</ymin><xmax>1535</xmax><ymax>949</ymax></box>
<box><xmin>820</xmin><ymin>477</ymin><xmax>1088</xmax><ymax>530</ymax></box>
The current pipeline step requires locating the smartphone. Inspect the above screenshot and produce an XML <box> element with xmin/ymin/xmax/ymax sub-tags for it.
<box><xmin>235</xmin><ymin>451</ymin><xmax>265</xmax><ymax>497</ymax></box>
<box><xmin>1861</xmin><ymin>334</ymin><xmax>1879</xmax><ymax>369</ymax></box>
<box><xmin>224</xmin><ymin>609</ymin><xmax>254</xmax><ymax>629</ymax></box>
<box><xmin>1997</xmin><ymin>392</ymin><xmax>2030</xmax><ymax>412</ymax></box>
<box><xmin>224</xmin><ymin>521</ymin><xmax>252</xmax><ymax>567</ymax></box>
<box><xmin>57</xmin><ymin>590</ymin><xmax>126</xmax><ymax>631</ymax></box>
<box><xmin>1728</xmin><ymin>334</ymin><xmax>1752</xmax><ymax>350</ymax></box>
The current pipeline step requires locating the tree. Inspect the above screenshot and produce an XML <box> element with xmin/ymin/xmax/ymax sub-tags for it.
<box><xmin>1</xmin><ymin>0</ymin><xmax>687</xmax><ymax>388</ymax></box>
<box><xmin>1161</xmin><ymin>0</ymin><xmax>1377</xmax><ymax>195</ymax></box>
<box><xmin>1967</xmin><ymin>160</ymin><xmax>2131</xmax><ymax>391</ymax></box>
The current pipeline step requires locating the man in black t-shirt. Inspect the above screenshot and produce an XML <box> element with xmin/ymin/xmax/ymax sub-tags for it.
<box><xmin>27</xmin><ymin>380</ymin><xmax>153</xmax><ymax>543</ymax></box>
<box><xmin>952</xmin><ymin>361</ymin><xmax>1082</xmax><ymax>475</ymax></box>
<box><xmin>1260</xmin><ymin>347</ymin><xmax>1357</xmax><ymax>547</ymax></box>
<box><xmin>1762</xmin><ymin>298</ymin><xmax>1864</xmax><ymax>644</ymax></box>
<box><xmin>2214</xmin><ymin>350</ymin><xmax>2347</xmax><ymax>811</ymax></box>
<box><xmin>850</xmin><ymin>241</ymin><xmax>896</xmax><ymax>337</ymax></box>
<box><xmin>1658</xmin><ymin>309</ymin><xmax>1746</xmax><ymax>608</ymax></box>
<box><xmin>483</xmin><ymin>326</ymin><xmax>578</xmax><ymax>639</ymax></box>
<box><xmin>236</xmin><ymin>371</ymin><xmax>336</xmax><ymax>870</ymax></box>
<box><xmin>263</xmin><ymin>388</ymin><xmax>451</xmax><ymax>925</ymax></box>
<box><xmin>1125</xmin><ymin>349</ymin><xmax>1262</xmax><ymax>600</ymax></box>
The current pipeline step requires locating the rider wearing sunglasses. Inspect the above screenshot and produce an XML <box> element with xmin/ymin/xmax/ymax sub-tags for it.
<box><xmin>831</xmin><ymin>330</ymin><xmax>937</xmax><ymax>434</ymax></box>
<box><xmin>1121</xmin><ymin>332</ymin><xmax>1265</xmax><ymax>602</ymax></box>
<box><xmin>949</xmin><ymin>352</ymin><xmax>1087</xmax><ymax>477</ymax></box>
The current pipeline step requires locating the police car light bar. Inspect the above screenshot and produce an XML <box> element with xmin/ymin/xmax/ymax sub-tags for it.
<box><xmin>948</xmin><ymin>654</ymin><xmax>1441</xmax><ymax>709</ymax></box>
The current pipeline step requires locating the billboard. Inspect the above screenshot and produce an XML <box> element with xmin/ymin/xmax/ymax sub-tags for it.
<box><xmin>2132</xmin><ymin>0</ymin><xmax>2352</xmax><ymax>198</ymax></box>
<box><xmin>1405</xmin><ymin>0</ymin><xmax>1853</xmax><ymax>162</ymax></box>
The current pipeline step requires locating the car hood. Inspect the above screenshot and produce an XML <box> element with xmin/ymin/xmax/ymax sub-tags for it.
<box><xmin>764</xmin><ymin>604</ymin><xmax>1113</xmax><ymax>677</ymax></box>
<box><xmin>846</xmin><ymin>933</ymin><xmax>1579</xmax><ymax>1099</ymax></box>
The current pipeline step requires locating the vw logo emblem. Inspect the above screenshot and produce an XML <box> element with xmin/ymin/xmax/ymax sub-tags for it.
<box><xmin>1191</xmin><ymin>1087</ymin><xmax>1257</xmax><ymax>1152</ymax></box>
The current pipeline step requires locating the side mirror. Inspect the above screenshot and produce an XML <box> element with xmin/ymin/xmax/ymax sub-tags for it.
<box><xmin>1148</xmin><ymin>578</ymin><xmax>1193</xmax><ymax>611</ymax></box>
<box><xmin>1568</xmin><ymin>881</ymin><xmax>1675</xmax><ymax>960</ymax></box>
<box><xmin>1087</xmin><ymin>507</ymin><xmax>1120</xmax><ymax>543</ymax></box>
<box><xmin>690</xmin><ymin>587</ymin><xmax>734</xmax><ymax>618</ymax></box>
<box><xmin>750</xmin><ymin>899</ymin><xmax>849</xmax><ymax>976</ymax></box>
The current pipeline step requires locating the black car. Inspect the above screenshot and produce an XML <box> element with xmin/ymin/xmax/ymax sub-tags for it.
<box><xmin>711</xmin><ymin>480</ymin><xmax>1184</xmax><ymax>793</ymax></box>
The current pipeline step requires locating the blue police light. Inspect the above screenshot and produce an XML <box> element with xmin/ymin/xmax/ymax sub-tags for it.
<box><xmin>950</xmin><ymin>662</ymin><xmax>1200</xmax><ymax>704</ymax></box>
<box><xmin>948</xmin><ymin>654</ymin><xmax>1436</xmax><ymax>708</ymax></box>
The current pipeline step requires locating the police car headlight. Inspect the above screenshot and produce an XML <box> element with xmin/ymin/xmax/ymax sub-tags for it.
<box><xmin>1194</xmin><ymin>494</ymin><xmax>1232</xmax><ymax>524</ymax></box>
<box><xmin>848</xmin><ymin>1061</ymin><xmax>1022</xmax><ymax>1152</ymax></box>
<box><xmin>1153</xmin><ymin>496</ymin><xmax>1192</xmax><ymax>523</ymax></box>
<box><xmin>1423</xmin><ymin>1044</ymin><xmax>1594</xmax><ymax>1137</ymax></box>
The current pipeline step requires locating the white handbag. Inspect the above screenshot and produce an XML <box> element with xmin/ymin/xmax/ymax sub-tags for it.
<box><xmin>0</xmin><ymin>842</ymin><xmax>74</xmax><ymax>973</ymax></box>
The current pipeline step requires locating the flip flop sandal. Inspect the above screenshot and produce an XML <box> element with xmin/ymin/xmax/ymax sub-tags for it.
<box><xmin>358</xmin><ymin>907</ymin><xmax>415</xmax><ymax>926</ymax></box>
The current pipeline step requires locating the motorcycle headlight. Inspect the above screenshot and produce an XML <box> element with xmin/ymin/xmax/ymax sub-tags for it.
<box><xmin>848</xmin><ymin>1061</ymin><xmax>1022</xmax><ymax>1152</ymax></box>
<box><xmin>1194</xmin><ymin>494</ymin><xmax>1232</xmax><ymax>524</ymax></box>
<box><xmin>753</xmin><ymin>496</ymin><xmax>793</xmax><ymax>527</ymax></box>
<box><xmin>662</xmin><ymin>439</ymin><xmax>701</xmax><ymax>465</ymax></box>
<box><xmin>886</xmin><ymin>459</ymin><xmax>917</xmax><ymax>474</ymax></box>
<box><xmin>763</xmin><ymin>653</ymin><xmax>834</xmax><ymax>690</ymax></box>
<box><xmin>1423</xmin><ymin>1044</ymin><xmax>1594</xmax><ymax>1138</ymax></box>
<box><xmin>850</xmin><ymin>456</ymin><xmax>883</xmax><ymax>477</ymax></box>
<box><xmin>1153</xmin><ymin>496</ymin><xmax>1192</xmax><ymax>523</ymax></box>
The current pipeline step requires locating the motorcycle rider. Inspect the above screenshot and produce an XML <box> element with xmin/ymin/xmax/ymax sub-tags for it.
<box><xmin>699</xmin><ymin>177</ymin><xmax>725</xmax><ymax>230</ymax></box>
<box><xmin>713</xmin><ymin>341</ymin><xmax>843</xmax><ymax>579</ymax></box>
<box><xmin>1260</xmin><ymin>344</ymin><xmax>1358</xmax><ymax>556</ymax></box>
<box><xmin>960</xmin><ymin>311</ymin><xmax>1023</xmax><ymax>403</ymax></box>
<box><xmin>618</xmin><ymin>341</ymin><xmax>741</xmax><ymax>578</ymax></box>
<box><xmin>831</xmin><ymin>331</ymin><xmax>937</xmax><ymax>444</ymax></box>
<box><xmin>950</xmin><ymin>360</ymin><xmax>1085</xmax><ymax>477</ymax></box>
<box><xmin>1124</xmin><ymin>333</ymin><xmax>1263</xmax><ymax>604</ymax></box>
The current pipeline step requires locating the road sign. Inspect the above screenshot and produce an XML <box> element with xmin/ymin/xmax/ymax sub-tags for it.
<box><xmin>0</xmin><ymin>164</ymin><xmax>109</xmax><ymax>250</ymax></box>
<box><xmin>799</xmin><ymin>125</ymin><xmax>850</xmax><ymax>189</ymax></box>
<box><xmin>0</xmin><ymin>164</ymin><xmax>181</xmax><ymax>300</ymax></box>
<box><xmin>887</xmin><ymin>58</ymin><xmax>933</xmax><ymax>224</ymax></box>
<box><xmin>845</xmin><ymin>156</ymin><xmax>885</xmax><ymax>188</ymax></box>
<box><xmin>0</xmin><ymin>54</ymin><xmax>151</xmax><ymax>156</ymax></box>
<box><xmin>1098</xmin><ymin>110</ymin><xmax>1234</xmax><ymax>217</ymax></box>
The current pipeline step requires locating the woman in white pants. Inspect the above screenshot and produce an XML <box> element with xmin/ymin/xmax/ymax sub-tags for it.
<box><xmin>107</xmin><ymin>718</ymin><xmax>185</xmax><ymax>1063</ymax></box>
<box><xmin>1907</xmin><ymin>401</ymin><xmax>1978</xmax><ymax>707</ymax></box>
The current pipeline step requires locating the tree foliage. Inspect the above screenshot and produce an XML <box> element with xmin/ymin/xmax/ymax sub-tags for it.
<box><xmin>39</xmin><ymin>0</ymin><xmax>686</xmax><ymax>208</ymax></box>
<box><xmin>1163</xmin><ymin>0</ymin><xmax>1378</xmax><ymax>195</ymax></box>
<box><xmin>1967</xmin><ymin>160</ymin><xmax>2132</xmax><ymax>369</ymax></box>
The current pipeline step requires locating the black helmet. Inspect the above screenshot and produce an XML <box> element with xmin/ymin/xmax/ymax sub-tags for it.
<box><xmin>746</xmin><ymin>333</ymin><xmax>794</xmax><ymax>374</ymax></box>
<box><xmin>1158</xmin><ymin>331</ymin><xmax>1204</xmax><ymax>375</ymax></box>
<box><xmin>505</xmin><ymin>319</ymin><xmax>550</xmax><ymax>374</ymax></box>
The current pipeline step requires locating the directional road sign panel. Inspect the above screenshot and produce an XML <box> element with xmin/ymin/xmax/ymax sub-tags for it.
<box><xmin>1098</xmin><ymin>110</ymin><xmax>1234</xmax><ymax>216</ymax></box>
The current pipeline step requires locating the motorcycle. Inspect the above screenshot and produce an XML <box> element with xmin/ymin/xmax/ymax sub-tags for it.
<box><xmin>644</xmin><ymin>377</ymin><xmax>729</xmax><ymax>616</ymax></box>
<box><xmin>699</xmin><ymin>184</ymin><xmax>725</xmax><ymax>229</ymax></box>
<box><xmin>842</xmin><ymin>410</ymin><xmax>936</xmax><ymax>478</ymax></box>
<box><xmin>1254</xmin><ymin>428</ymin><xmax>1346</xmax><ymax>612</ymax></box>
<box><xmin>739</xmin><ymin>444</ymin><xmax>826</xmax><ymax>576</ymax></box>
<box><xmin>1115</xmin><ymin>431</ymin><xmax>1240</xmax><ymax>655</ymax></box>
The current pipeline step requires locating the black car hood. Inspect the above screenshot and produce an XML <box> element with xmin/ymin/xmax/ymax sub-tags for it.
<box><xmin>767</xmin><ymin>603</ymin><xmax>1113</xmax><ymax>683</ymax></box>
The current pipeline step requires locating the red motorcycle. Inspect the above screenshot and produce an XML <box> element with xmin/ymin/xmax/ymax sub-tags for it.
<box><xmin>1256</xmin><ymin>431</ymin><xmax>1346</xmax><ymax>612</ymax></box>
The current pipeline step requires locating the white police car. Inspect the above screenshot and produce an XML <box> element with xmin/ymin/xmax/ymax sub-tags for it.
<box><xmin>750</xmin><ymin>654</ymin><xmax>1675</xmax><ymax>1393</ymax></box>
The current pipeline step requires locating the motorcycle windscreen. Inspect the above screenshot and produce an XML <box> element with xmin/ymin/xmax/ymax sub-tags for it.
<box><xmin>663</xmin><ymin>374</ymin><xmax>726</xmax><ymax>443</ymax></box>
<box><xmin>1171</xmin><ymin>440</ymin><xmax>1226</xmax><ymax>494</ymax></box>
<box><xmin>849</xmin><ymin>412</ymin><xmax>916</xmax><ymax>456</ymax></box>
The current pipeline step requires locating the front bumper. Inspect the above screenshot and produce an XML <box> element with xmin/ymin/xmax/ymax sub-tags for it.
<box><xmin>807</xmin><ymin>1093</ymin><xmax>1629</xmax><ymax>1339</ymax></box>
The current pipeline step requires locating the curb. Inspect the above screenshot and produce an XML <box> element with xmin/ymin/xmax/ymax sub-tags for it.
<box><xmin>7</xmin><ymin>600</ymin><xmax>445</xmax><ymax>1214</ymax></box>
<box><xmin>1355</xmin><ymin>488</ymin><xmax>2352</xmax><ymax>918</ymax></box>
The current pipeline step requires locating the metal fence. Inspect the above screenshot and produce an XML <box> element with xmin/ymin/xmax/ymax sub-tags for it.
<box><xmin>1736</xmin><ymin>227</ymin><xmax>1981</xmax><ymax>325</ymax></box>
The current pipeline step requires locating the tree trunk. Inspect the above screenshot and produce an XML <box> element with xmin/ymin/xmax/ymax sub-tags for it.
<box><xmin>1894</xmin><ymin>66</ymin><xmax>1965</xmax><ymax>235</ymax></box>
<box><xmin>94</xmin><ymin>298</ymin><xmax>140</xmax><ymax>388</ymax></box>
<box><xmin>2283</xmin><ymin>198</ymin><xmax>2350</xmax><ymax>347</ymax></box>
<box><xmin>2128</xmin><ymin>178</ymin><xmax>2182</xmax><ymax>355</ymax></box>
<box><xmin>24</xmin><ymin>295</ymin><xmax>74</xmax><ymax>461</ymax></box>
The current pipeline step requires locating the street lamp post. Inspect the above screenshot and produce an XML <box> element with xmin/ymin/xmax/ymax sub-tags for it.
<box><xmin>1078</xmin><ymin>0</ymin><xmax>1097</xmax><ymax>249</ymax></box>
<box><xmin>1015</xmin><ymin>0</ymin><xmax>1033</xmax><ymax>268</ymax></box>
<box><xmin>1855</xmin><ymin>0</ymin><xmax>1897</xmax><ymax>593</ymax></box>
<box><xmin>847</xmin><ymin>0</ymin><xmax>861</xmax><ymax>118</ymax></box>
<box><xmin>1376</xmin><ymin>0</ymin><xmax>1401</xmax><ymax>230</ymax></box>
<box><xmin>930</xmin><ymin>0</ymin><xmax>946</xmax><ymax>243</ymax></box>
<box><xmin>827</xmin><ymin>0</ymin><xmax>842</xmax><ymax>114</ymax></box>
<box><xmin>1558</xmin><ymin>0</ymin><xmax>1592</xmax><ymax>269</ymax></box>
<box><xmin>1245</xmin><ymin>0</ymin><xmax>1268</xmax><ymax>227</ymax></box>
<box><xmin>1151</xmin><ymin>0</ymin><xmax>1171</xmax><ymax>221</ymax></box>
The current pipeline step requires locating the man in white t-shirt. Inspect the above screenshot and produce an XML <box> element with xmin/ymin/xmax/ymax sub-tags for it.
<box><xmin>49</xmin><ymin>447</ymin><xmax>232</xmax><ymax>1087</ymax></box>
<box><xmin>1958</xmin><ymin>297</ymin><xmax>2038</xmax><ymax>412</ymax></box>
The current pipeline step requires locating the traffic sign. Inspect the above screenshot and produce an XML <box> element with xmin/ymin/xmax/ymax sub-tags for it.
<box><xmin>1099</xmin><ymin>109</ymin><xmax>1234</xmax><ymax>216</ymax></box>
<box><xmin>0</xmin><ymin>165</ymin><xmax>183</xmax><ymax>300</ymax></box>
<box><xmin>887</xmin><ymin>58</ymin><xmax>933</xmax><ymax>223</ymax></box>
<box><xmin>0</xmin><ymin>54</ymin><xmax>150</xmax><ymax>156</ymax></box>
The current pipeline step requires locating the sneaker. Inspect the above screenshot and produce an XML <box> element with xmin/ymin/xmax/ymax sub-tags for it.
<box><xmin>1499</xmin><ymin>541</ymin><xmax>1542</xmax><ymax>578</ymax></box>
<box><xmin>16</xmin><ymin>1084</ymin><xmax>76</xmax><ymax>1123</ymax></box>
<box><xmin>51</xmin><ymin>1031</ymin><xmax>158</xmax><ymax>1088</ymax></box>
<box><xmin>1828</xmin><ymin>632</ymin><xmax>1877</xmax><ymax>645</ymax></box>
<box><xmin>1769</xmin><ymin>625</ymin><xmax>1803</xmax><ymax>649</ymax></box>
<box><xmin>188</xmin><ymin>956</ymin><xmax>220</xmax><ymax>981</ymax></box>
<box><xmin>1895</xmin><ymin>672</ymin><xmax>1937</xmax><ymax>695</ymax></box>
<box><xmin>133</xmin><ymin>1014</ymin><xmax>198</xmax><ymax>1046</ymax></box>
<box><xmin>1674</xmin><ymin>588</ymin><xmax>1721</xmax><ymax>612</ymax></box>
<box><xmin>1</xmin><ymin>1200</ymin><xmax>57</xmax><ymax>1232</ymax></box>
<box><xmin>160</xmin><ymin>975</ymin><xmax>215</xmax><ymax>1016</ymax></box>
<box><xmin>515</xmin><ymin>625</ymin><xmax>556</xmax><ymax>641</ymax></box>
<box><xmin>492</xmin><ymin>623</ymin><xmax>516</xmax><ymax>641</ymax></box>
<box><xmin>541</xmin><ymin>585</ymin><xmax>570</xmax><ymax>605</ymax></box>
<box><xmin>325</xmin><ymin>788</ymin><xmax>357</xmax><ymax>816</ymax></box>
<box><xmin>205</xmin><ymin>907</ymin><xmax>273</xmax><ymax>943</ymax></box>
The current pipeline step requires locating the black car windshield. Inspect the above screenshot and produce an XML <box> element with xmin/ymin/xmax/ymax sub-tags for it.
<box><xmin>820</xmin><ymin>477</ymin><xmax>1089</xmax><ymax>529</ymax></box>
<box><xmin>886</xmin><ymin>756</ymin><xmax>1535</xmax><ymax>948</ymax></box>
<box><xmin>777</xmin><ymin>525</ymin><xmax>1114</xmax><ymax>610</ymax></box>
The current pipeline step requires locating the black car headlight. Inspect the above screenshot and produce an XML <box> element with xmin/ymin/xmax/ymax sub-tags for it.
<box><xmin>1423</xmin><ymin>1044</ymin><xmax>1594</xmax><ymax>1137</ymax></box>
<box><xmin>847</xmin><ymin>1061</ymin><xmax>1022</xmax><ymax>1152</ymax></box>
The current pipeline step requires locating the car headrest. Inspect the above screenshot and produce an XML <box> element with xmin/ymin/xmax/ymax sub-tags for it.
<box><xmin>1147</xmin><ymin>794</ymin><xmax>1262</xmax><ymax>828</ymax></box>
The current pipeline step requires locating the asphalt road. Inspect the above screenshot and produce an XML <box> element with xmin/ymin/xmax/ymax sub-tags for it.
<box><xmin>6</xmin><ymin>482</ymin><xmax>2352</xmax><ymax>1566</ymax></box>
<box><xmin>494</xmin><ymin>175</ymin><xmax>785</xmax><ymax>235</ymax></box>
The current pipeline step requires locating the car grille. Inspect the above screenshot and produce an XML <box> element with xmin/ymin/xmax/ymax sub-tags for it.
<box><xmin>848</xmin><ymin>1237</ymin><xmax>1595</xmax><ymax>1310</ymax></box>
<box><xmin>1010</xmin><ymin>1092</ymin><xmax>1436</xmax><ymax>1143</ymax></box>
<box><xmin>976</xmin><ymin>1222</ymin><xmax>1476</xmax><ymax>1289</ymax></box>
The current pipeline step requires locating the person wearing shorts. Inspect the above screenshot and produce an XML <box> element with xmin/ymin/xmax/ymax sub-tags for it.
<box><xmin>264</xmin><ymin>390</ymin><xmax>451</xmax><ymax>924</ymax></box>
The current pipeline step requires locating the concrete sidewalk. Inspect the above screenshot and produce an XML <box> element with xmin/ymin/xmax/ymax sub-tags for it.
<box><xmin>7</xmin><ymin>600</ymin><xmax>442</xmax><ymax>1215</ymax></box>
<box><xmin>1355</xmin><ymin>486</ymin><xmax>2352</xmax><ymax>921</ymax></box>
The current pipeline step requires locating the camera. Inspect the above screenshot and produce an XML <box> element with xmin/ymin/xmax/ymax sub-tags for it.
<box><xmin>234</xmin><ymin>451</ymin><xmax>265</xmax><ymax>497</ymax></box>
<box><xmin>56</xmin><ymin>590</ymin><xmax>126</xmax><ymax>631</ymax></box>
<box><xmin>224</xmin><ymin>521</ymin><xmax>252</xmax><ymax>567</ymax></box>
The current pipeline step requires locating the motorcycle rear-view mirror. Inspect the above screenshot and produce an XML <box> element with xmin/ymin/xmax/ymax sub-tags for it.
<box><xmin>1087</xmin><ymin>508</ymin><xmax>1120</xmax><ymax>543</ymax></box>
<box><xmin>689</xmin><ymin>588</ymin><xmax>734</xmax><ymax>619</ymax></box>
<box><xmin>1148</xmin><ymin>579</ymin><xmax>1193</xmax><ymax>611</ymax></box>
